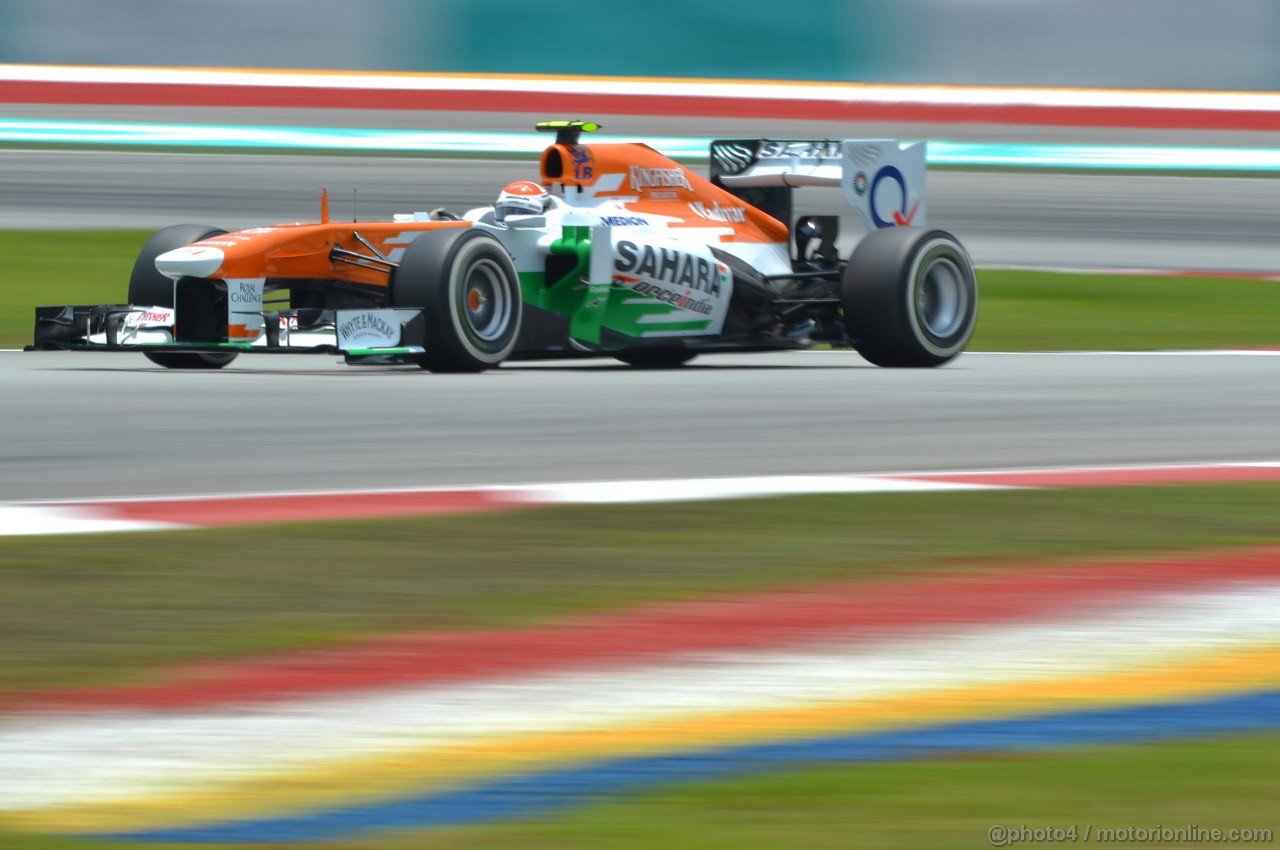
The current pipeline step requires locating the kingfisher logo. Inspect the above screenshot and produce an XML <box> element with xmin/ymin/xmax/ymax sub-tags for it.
<box><xmin>869</xmin><ymin>165</ymin><xmax>922</xmax><ymax>229</ymax></box>
<box><xmin>630</xmin><ymin>166</ymin><xmax>692</xmax><ymax>192</ymax></box>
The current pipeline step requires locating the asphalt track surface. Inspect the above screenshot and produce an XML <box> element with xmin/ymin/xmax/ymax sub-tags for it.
<box><xmin>4</xmin><ymin>350</ymin><xmax>1279</xmax><ymax>502</ymax></box>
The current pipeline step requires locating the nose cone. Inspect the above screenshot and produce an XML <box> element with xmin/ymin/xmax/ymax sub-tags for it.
<box><xmin>155</xmin><ymin>245</ymin><xmax>225</xmax><ymax>279</ymax></box>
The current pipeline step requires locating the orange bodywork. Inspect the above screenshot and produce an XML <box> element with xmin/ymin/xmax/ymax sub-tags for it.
<box><xmin>180</xmin><ymin>140</ymin><xmax>788</xmax><ymax>288</ymax></box>
<box><xmin>540</xmin><ymin>141</ymin><xmax>789</xmax><ymax>245</ymax></box>
<box><xmin>188</xmin><ymin>221</ymin><xmax>471</xmax><ymax>287</ymax></box>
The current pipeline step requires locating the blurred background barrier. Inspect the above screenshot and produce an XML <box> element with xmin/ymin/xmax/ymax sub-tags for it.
<box><xmin>10</xmin><ymin>118</ymin><xmax>1280</xmax><ymax>172</ymax></box>
<box><xmin>0</xmin><ymin>0</ymin><xmax>1276</xmax><ymax>90</ymax></box>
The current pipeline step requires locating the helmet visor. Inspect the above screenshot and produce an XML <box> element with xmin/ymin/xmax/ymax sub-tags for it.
<box><xmin>494</xmin><ymin>195</ymin><xmax>544</xmax><ymax>222</ymax></box>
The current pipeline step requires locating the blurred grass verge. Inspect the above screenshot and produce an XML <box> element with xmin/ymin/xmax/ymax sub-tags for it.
<box><xmin>971</xmin><ymin>268</ymin><xmax>1280</xmax><ymax>352</ymax></box>
<box><xmin>388</xmin><ymin>731</ymin><xmax>1280</xmax><ymax>850</ymax></box>
<box><xmin>3</xmin><ymin>230</ymin><xmax>1280</xmax><ymax>351</ymax></box>
<box><xmin>3</xmin><ymin>483</ymin><xmax>1279</xmax><ymax>694</ymax></box>
<box><xmin>2</xmin><ymin>231</ymin><xmax>145</xmax><ymax>348</ymax></box>
<box><xmin>2</xmin><ymin>730</ymin><xmax>1277</xmax><ymax>850</ymax></box>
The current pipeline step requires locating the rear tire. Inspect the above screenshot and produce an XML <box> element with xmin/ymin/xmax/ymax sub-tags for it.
<box><xmin>391</xmin><ymin>229</ymin><xmax>522</xmax><ymax>373</ymax></box>
<box><xmin>614</xmin><ymin>350</ymin><xmax>697</xmax><ymax>368</ymax></box>
<box><xmin>841</xmin><ymin>227</ymin><xmax>977</xmax><ymax>367</ymax></box>
<box><xmin>129</xmin><ymin>224</ymin><xmax>238</xmax><ymax>370</ymax></box>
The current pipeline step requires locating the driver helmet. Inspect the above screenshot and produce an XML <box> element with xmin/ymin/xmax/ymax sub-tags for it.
<box><xmin>495</xmin><ymin>180</ymin><xmax>551</xmax><ymax>222</ymax></box>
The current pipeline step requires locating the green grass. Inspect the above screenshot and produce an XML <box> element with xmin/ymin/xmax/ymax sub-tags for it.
<box><xmin>972</xmin><ymin>268</ymin><xmax>1280</xmax><ymax>351</ymax></box>
<box><xmin>4</xmin><ymin>230</ymin><xmax>1278</xmax><ymax>350</ymax></box>
<box><xmin>1</xmin><ymin>230</ymin><xmax>145</xmax><ymax>347</ymax></box>
<box><xmin>3</xmin><ymin>731</ymin><xmax>1277</xmax><ymax>849</ymax></box>
<box><xmin>386</xmin><ymin>731</ymin><xmax>1280</xmax><ymax>850</ymax></box>
<box><xmin>3</xmin><ymin>482</ymin><xmax>1280</xmax><ymax>695</ymax></box>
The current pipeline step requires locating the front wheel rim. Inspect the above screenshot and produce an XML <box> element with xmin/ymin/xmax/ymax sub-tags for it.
<box><xmin>459</xmin><ymin>258</ymin><xmax>514</xmax><ymax>346</ymax></box>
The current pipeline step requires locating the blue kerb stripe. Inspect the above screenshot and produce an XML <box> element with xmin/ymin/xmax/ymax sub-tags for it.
<box><xmin>3</xmin><ymin>119</ymin><xmax>1280</xmax><ymax>171</ymax></box>
<box><xmin>102</xmin><ymin>689</ymin><xmax>1280</xmax><ymax>843</ymax></box>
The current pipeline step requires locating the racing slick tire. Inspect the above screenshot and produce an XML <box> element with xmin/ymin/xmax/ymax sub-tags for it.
<box><xmin>128</xmin><ymin>224</ymin><xmax>239</xmax><ymax>370</ymax></box>
<box><xmin>614</xmin><ymin>350</ymin><xmax>698</xmax><ymax>368</ymax></box>
<box><xmin>841</xmin><ymin>227</ymin><xmax>977</xmax><ymax>368</ymax></box>
<box><xmin>391</xmin><ymin>229</ymin><xmax>522</xmax><ymax>373</ymax></box>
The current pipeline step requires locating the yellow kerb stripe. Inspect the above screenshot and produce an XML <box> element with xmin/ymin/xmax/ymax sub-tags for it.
<box><xmin>12</xmin><ymin>644</ymin><xmax>1280</xmax><ymax>835</ymax></box>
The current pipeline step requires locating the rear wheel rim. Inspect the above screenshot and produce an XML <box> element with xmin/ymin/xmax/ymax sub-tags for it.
<box><xmin>916</xmin><ymin>255</ymin><xmax>967</xmax><ymax>342</ymax></box>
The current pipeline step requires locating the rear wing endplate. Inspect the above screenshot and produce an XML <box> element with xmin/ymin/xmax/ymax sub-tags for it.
<box><xmin>709</xmin><ymin>139</ymin><xmax>927</xmax><ymax>231</ymax></box>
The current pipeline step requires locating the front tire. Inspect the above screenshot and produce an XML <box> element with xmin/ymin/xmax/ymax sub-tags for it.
<box><xmin>129</xmin><ymin>224</ymin><xmax>238</xmax><ymax>370</ymax></box>
<box><xmin>391</xmin><ymin>229</ymin><xmax>522</xmax><ymax>373</ymax></box>
<box><xmin>841</xmin><ymin>228</ymin><xmax>977</xmax><ymax>367</ymax></box>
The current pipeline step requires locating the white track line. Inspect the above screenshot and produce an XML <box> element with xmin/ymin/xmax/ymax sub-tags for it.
<box><xmin>3</xmin><ymin>461</ymin><xmax>1279</xmax><ymax>536</ymax></box>
<box><xmin>509</xmin><ymin>475</ymin><xmax>1004</xmax><ymax>504</ymax></box>
<box><xmin>0</xmin><ymin>505</ymin><xmax>187</xmax><ymax>536</ymax></box>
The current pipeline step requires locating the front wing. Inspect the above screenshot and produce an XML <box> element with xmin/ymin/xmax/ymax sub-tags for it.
<box><xmin>27</xmin><ymin>305</ymin><xmax>429</xmax><ymax>363</ymax></box>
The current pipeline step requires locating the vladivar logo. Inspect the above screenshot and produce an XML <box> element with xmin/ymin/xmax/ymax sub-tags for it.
<box><xmin>688</xmin><ymin>201</ymin><xmax>746</xmax><ymax>223</ymax></box>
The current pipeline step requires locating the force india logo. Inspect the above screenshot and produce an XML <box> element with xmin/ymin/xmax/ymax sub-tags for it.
<box><xmin>614</xmin><ymin>276</ymin><xmax>715</xmax><ymax>316</ymax></box>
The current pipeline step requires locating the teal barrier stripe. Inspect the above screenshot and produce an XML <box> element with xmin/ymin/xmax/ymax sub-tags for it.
<box><xmin>3</xmin><ymin>119</ymin><xmax>1280</xmax><ymax>171</ymax></box>
<box><xmin>0</xmin><ymin>119</ymin><xmax>705</xmax><ymax>158</ymax></box>
<box><xmin>928</xmin><ymin>142</ymin><xmax>1280</xmax><ymax>171</ymax></box>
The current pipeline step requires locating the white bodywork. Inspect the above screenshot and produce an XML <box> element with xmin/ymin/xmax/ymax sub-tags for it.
<box><xmin>713</xmin><ymin>139</ymin><xmax>928</xmax><ymax>231</ymax></box>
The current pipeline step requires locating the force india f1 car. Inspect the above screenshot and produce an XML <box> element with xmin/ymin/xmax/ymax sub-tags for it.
<box><xmin>30</xmin><ymin>122</ymin><xmax>978</xmax><ymax>371</ymax></box>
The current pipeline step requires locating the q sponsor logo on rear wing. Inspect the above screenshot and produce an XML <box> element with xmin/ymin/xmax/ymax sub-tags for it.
<box><xmin>709</xmin><ymin>139</ymin><xmax>927</xmax><ymax>230</ymax></box>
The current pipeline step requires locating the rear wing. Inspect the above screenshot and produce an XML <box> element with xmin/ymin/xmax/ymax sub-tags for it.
<box><xmin>709</xmin><ymin>139</ymin><xmax>927</xmax><ymax>232</ymax></box>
